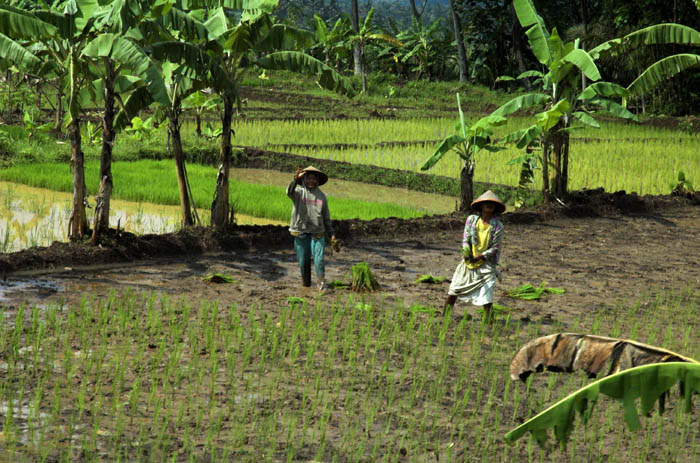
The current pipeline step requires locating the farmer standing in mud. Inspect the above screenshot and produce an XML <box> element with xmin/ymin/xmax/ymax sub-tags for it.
<box><xmin>287</xmin><ymin>166</ymin><xmax>336</xmax><ymax>291</ymax></box>
<box><xmin>444</xmin><ymin>190</ymin><xmax>506</xmax><ymax>321</ymax></box>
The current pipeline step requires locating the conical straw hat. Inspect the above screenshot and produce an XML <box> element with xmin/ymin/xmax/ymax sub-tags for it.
<box><xmin>471</xmin><ymin>190</ymin><xmax>506</xmax><ymax>214</ymax></box>
<box><xmin>300</xmin><ymin>166</ymin><xmax>328</xmax><ymax>185</ymax></box>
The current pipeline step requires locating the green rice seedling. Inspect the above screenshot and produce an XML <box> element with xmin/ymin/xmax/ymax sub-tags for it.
<box><xmin>201</xmin><ymin>273</ymin><xmax>236</xmax><ymax>284</ymax></box>
<box><xmin>351</xmin><ymin>262</ymin><xmax>380</xmax><ymax>292</ymax></box>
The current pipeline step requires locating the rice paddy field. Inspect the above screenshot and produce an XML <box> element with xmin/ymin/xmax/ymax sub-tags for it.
<box><xmin>2</xmin><ymin>78</ymin><xmax>700</xmax><ymax>463</ymax></box>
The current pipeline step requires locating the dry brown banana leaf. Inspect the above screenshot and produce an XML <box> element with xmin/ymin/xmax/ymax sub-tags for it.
<box><xmin>510</xmin><ymin>332</ymin><xmax>699</xmax><ymax>382</ymax></box>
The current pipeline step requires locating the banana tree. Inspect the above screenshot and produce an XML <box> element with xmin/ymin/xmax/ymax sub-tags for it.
<box><xmin>347</xmin><ymin>7</ymin><xmax>402</xmax><ymax>93</ymax></box>
<box><xmin>182</xmin><ymin>90</ymin><xmax>221</xmax><ymax>137</ymax></box>
<box><xmin>493</xmin><ymin>0</ymin><xmax>638</xmax><ymax>202</ymax></box>
<box><xmin>506</xmin><ymin>333</ymin><xmax>700</xmax><ymax>447</ymax></box>
<box><xmin>311</xmin><ymin>14</ymin><xmax>351</xmax><ymax>68</ymax></box>
<box><xmin>0</xmin><ymin>2</ymin><xmax>100</xmax><ymax>240</ymax></box>
<box><xmin>420</xmin><ymin>93</ymin><xmax>505</xmax><ymax>211</ymax></box>
<box><xmin>82</xmin><ymin>24</ymin><xmax>170</xmax><ymax>243</ymax></box>
<box><xmin>201</xmin><ymin>2</ymin><xmax>354</xmax><ymax>228</ymax></box>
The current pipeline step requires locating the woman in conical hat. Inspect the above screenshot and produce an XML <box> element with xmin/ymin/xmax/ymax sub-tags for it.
<box><xmin>286</xmin><ymin>166</ymin><xmax>335</xmax><ymax>291</ymax></box>
<box><xmin>444</xmin><ymin>190</ymin><xmax>506</xmax><ymax>321</ymax></box>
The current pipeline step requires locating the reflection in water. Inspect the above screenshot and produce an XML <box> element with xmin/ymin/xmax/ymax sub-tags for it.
<box><xmin>0</xmin><ymin>181</ymin><xmax>282</xmax><ymax>252</ymax></box>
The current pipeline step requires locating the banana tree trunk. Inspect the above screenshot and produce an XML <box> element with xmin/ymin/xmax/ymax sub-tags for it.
<box><xmin>360</xmin><ymin>45</ymin><xmax>367</xmax><ymax>93</ymax></box>
<box><xmin>211</xmin><ymin>97</ymin><xmax>234</xmax><ymax>228</ymax></box>
<box><xmin>351</xmin><ymin>0</ymin><xmax>361</xmax><ymax>76</ymax></box>
<box><xmin>459</xmin><ymin>158</ymin><xmax>474</xmax><ymax>212</ymax></box>
<box><xmin>91</xmin><ymin>65</ymin><xmax>115</xmax><ymax>244</ymax></box>
<box><xmin>542</xmin><ymin>141</ymin><xmax>551</xmax><ymax>203</ymax></box>
<box><xmin>169</xmin><ymin>110</ymin><xmax>195</xmax><ymax>226</ymax></box>
<box><xmin>449</xmin><ymin>0</ymin><xmax>468</xmax><ymax>82</ymax></box>
<box><xmin>195</xmin><ymin>112</ymin><xmax>202</xmax><ymax>137</ymax></box>
<box><xmin>68</xmin><ymin>117</ymin><xmax>89</xmax><ymax>240</ymax></box>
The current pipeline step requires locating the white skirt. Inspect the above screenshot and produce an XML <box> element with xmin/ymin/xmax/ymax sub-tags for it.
<box><xmin>448</xmin><ymin>260</ymin><xmax>500</xmax><ymax>306</ymax></box>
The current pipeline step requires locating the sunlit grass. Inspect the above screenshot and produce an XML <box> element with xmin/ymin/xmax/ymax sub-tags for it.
<box><xmin>0</xmin><ymin>161</ymin><xmax>433</xmax><ymax>223</ymax></box>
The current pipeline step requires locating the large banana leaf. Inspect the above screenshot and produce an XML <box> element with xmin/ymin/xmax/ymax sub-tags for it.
<box><xmin>536</xmin><ymin>99</ymin><xmax>569</xmax><ymax>132</ymax></box>
<box><xmin>114</xmin><ymin>85</ymin><xmax>153</xmax><ymax>131</ymax></box>
<box><xmin>420</xmin><ymin>134</ymin><xmax>466</xmax><ymax>171</ymax></box>
<box><xmin>579</xmin><ymin>82</ymin><xmax>628</xmax><ymax>101</ymax></box>
<box><xmin>589</xmin><ymin>97</ymin><xmax>638</xmax><ymax>122</ymax></box>
<box><xmin>500</xmin><ymin>124</ymin><xmax>541</xmax><ymax>149</ymax></box>
<box><xmin>505</xmin><ymin>362</ymin><xmax>700</xmax><ymax>447</ymax></box>
<box><xmin>628</xmin><ymin>53</ymin><xmax>700</xmax><ymax>96</ymax></box>
<box><xmin>255</xmin><ymin>51</ymin><xmax>355</xmax><ymax>97</ymax></box>
<box><xmin>560</xmin><ymin>48</ymin><xmax>600</xmax><ymax>81</ymax></box>
<box><xmin>573</xmin><ymin>111</ymin><xmax>600</xmax><ymax>128</ymax></box>
<box><xmin>0</xmin><ymin>5</ymin><xmax>57</xmax><ymax>39</ymax></box>
<box><xmin>0</xmin><ymin>33</ymin><xmax>43</xmax><ymax>74</ymax></box>
<box><xmin>622</xmin><ymin>23</ymin><xmax>700</xmax><ymax>47</ymax></box>
<box><xmin>83</xmin><ymin>34</ymin><xmax>170</xmax><ymax>107</ymax></box>
<box><xmin>513</xmin><ymin>0</ymin><xmax>551</xmax><ymax>66</ymax></box>
<box><xmin>491</xmin><ymin>93</ymin><xmax>550</xmax><ymax>118</ymax></box>
<box><xmin>510</xmin><ymin>333</ymin><xmax>698</xmax><ymax>382</ymax></box>
<box><xmin>255</xmin><ymin>23</ymin><xmax>315</xmax><ymax>51</ymax></box>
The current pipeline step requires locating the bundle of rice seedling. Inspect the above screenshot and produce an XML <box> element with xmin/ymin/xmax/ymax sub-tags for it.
<box><xmin>351</xmin><ymin>262</ymin><xmax>380</xmax><ymax>292</ymax></box>
<box><xmin>507</xmin><ymin>282</ymin><xmax>565</xmax><ymax>300</ymax></box>
<box><xmin>201</xmin><ymin>273</ymin><xmax>236</xmax><ymax>284</ymax></box>
<box><xmin>415</xmin><ymin>274</ymin><xmax>446</xmax><ymax>284</ymax></box>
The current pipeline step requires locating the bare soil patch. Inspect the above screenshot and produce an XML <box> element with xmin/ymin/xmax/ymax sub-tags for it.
<box><xmin>2</xmin><ymin>190</ymin><xmax>699</xmax><ymax>329</ymax></box>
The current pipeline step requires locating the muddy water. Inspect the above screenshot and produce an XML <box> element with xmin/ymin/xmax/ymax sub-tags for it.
<box><xmin>0</xmin><ymin>181</ymin><xmax>284</xmax><ymax>252</ymax></box>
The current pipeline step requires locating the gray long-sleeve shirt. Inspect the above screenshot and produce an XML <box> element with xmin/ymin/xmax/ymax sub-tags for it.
<box><xmin>286</xmin><ymin>177</ymin><xmax>334</xmax><ymax>236</ymax></box>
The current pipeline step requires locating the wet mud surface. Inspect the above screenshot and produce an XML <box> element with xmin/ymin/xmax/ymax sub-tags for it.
<box><xmin>2</xmin><ymin>190</ymin><xmax>699</xmax><ymax>327</ymax></box>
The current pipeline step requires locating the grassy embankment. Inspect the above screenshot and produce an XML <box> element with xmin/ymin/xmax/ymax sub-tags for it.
<box><xmin>1</xmin><ymin>287</ymin><xmax>698</xmax><ymax>462</ymax></box>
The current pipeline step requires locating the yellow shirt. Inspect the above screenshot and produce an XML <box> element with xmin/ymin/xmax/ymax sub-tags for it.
<box><xmin>466</xmin><ymin>218</ymin><xmax>490</xmax><ymax>270</ymax></box>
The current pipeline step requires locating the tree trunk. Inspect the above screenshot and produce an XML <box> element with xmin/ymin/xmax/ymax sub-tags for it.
<box><xmin>552</xmin><ymin>133</ymin><xmax>563</xmax><ymax>198</ymax></box>
<box><xmin>211</xmin><ymin>97</ymin><xmax>234</xmax><ymax>228</ymax></box>
<box><xmin>459</xmin><ymin>159</ymin><xmax>475</xmax><ymax>212</ymax></box>
<box><xmin>91</xmin><ymin>67</ymin><xmax>116</xmax><ymax>245</ymax></box>
<box><xmin>35</xmin><ymin>79</ymin><xmax>42</xmax><ymax>110</ymax></box>
<box><xmin>68</xmin><ymin>117</ymin><xmax>89</xmax><ymax>240</ymax></box>
<box><xmin>195</xmin><ymin>112</ymin><xmax>202</xmax><ymax>137</ymax></box>
<box><xmin>541</xmin><ymin>141</ymin><xmax>551</xmax><ymax>203</ymax></box>
<box><xmin>409</xmin><ymin>0</ymin><xmax>426</xmax><ymax>23</ymax></box>
<box><xmin>6</xmin><ymin>70</ymin><xmax>11</xmax><ymax>119</ymax></box>
<box><xmin>449</xmin><ymin>0</ymin><xmax>468</xmax><ymax>82</ymax></box>
<box><xmin>351</xmin><ymin>0</ymin><xmax>362</xmax><ymax>76</ymax></box>
<box><xmin>55</xmin><ymin>85</ymin><xmax>64</xmax><ymax>132</ymax></box>
<box><xmin>169</xmin><ymin>110</ymin><xmax>194</xmax><ymax>226</ymax></box>
<box><xmin>360</xmin><ymin>45</ymin><xmax>367</xmax><ymax>93</ymax></box>
<box><xmin>561</xmin><ymin>132</ymin><xmax>570</xmax><ymax>198</ymax></box>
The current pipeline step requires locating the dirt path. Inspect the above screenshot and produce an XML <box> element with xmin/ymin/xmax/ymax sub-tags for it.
<box><xmin>3</xmin><ymin>205</ymin><xmax>699</xmax><ymax>326</ymax></box>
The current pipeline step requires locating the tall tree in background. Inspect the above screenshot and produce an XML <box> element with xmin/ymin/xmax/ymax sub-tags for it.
<box><xmin>449</xmin><ymin>0</ymin><xmax>467</xmax><ymax>81</ymax></box>
<box><xmin>351</xmin><ymin>0</ymin><xmax>362</xmax><ymax>75</ymax></box>
<box><xmin>409</xmin><ymin>0</ymin><xmax>427</xmax><ymax>23</ymax></box>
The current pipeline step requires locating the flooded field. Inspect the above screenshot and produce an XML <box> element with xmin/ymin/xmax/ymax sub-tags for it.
<box><xmin>0</xmin><ymin>182</ymin><xmax>284</xmax><ymax>252</ymax></box>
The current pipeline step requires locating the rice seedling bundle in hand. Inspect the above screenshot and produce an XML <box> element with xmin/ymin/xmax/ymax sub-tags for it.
<box><xmin>351</xmin><ymin>262</ymin><xmax>381</xmax><ymax>292</ymax></box>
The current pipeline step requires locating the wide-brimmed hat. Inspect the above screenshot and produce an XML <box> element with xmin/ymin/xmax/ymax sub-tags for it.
<box><xmin>471</xmin><ymin>190</ymin><xmax>506</xmax><ymax>214</ymax></box>
<box><xmin>299</xmin><ymin>166</ymin><xmax>328</xmax><ymax>186</ymax></box>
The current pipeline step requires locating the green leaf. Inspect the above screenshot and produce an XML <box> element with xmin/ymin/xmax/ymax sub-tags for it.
<box><xmin>513</xmin><ymin>0</ymin><xmax>551</xmax><ymax>65</ymax></box>
<box><xmin>536</xmin><ymin>99</ymin><xmax>569</xmax><ymax>132</ymax></box>
<box><xmin>589</xmin><ymin>97</ymin><xmax>639</xmax><ymax>122</ymax></box>
<box><xmin>505</xmin><ymin>363</ymin><xmax>700</xmax><ymax>447</ymax></box>
<box><xmin>622</xmin><ymin>23</ymin><xmax>700</xmax><ymax>47</ymax></box>
<box><xmin>491</xmin><ymin>93</ymin><xmax>550</xmax><ymax>118</ymax></box>
<box><xmin>0</xmin><ymin>5</ymin><xmax>57</xmax><ymax>40</ymax></box>
<box><xmin>560</xmin><ymin>48</ymin><xmax>600</xmax><ymax>81</ymax></box>
<box><xmin>204</xmin><ymin>7</ymin><xmax>229</xmax><ymax>40</ymax></box>
<box><xmin>628</xmin><ymin>54</ymin><xmax>700</xmax><ymax>97</ymax></box>
<box><xmin>0</xmin><ymin>33</ymin><xmax>43</xmax><ymax>74</ymax></box>
<box><xmin>579</xmin><ymin>82</ymin><xmax>628</xmax><ymax>101</ymax></box>
<box><xmin>201</xmin><ymin>273</ymin><xmax>236</xmax><ymax>283</ymax></box>
<box><xmin>415</xmin><ymin>274</ymin><xmax>446</xmax><ymax>284</ymax></box>
<box><xmin>420</xmin><ymin>134</ymin><xmax>466</xmax><ymax>171</ymax></box>
<box><xmin>573</xmin><ymin>111</ymin><xmax>600</xmax><ymax>128</ymax></box>
<box><xmin>256</xmin><ymin>51</ymin><xmax>355</xmax><ymax>97</ymax></box>
<box><xmin>517</xmin><ymin>70</ymin><xmax>544</xmax><ymax>79</ymax></box>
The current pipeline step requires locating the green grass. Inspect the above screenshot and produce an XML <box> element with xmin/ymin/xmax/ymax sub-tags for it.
<box><xmin>0</xmin><ymin>160</ymin><xmax>431</xmax><ymax>222</ymax></box>
<box><xmin>1</xmin><ymin>287</ymin><xmax>698</xmax><ymax>461</ymax></box>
